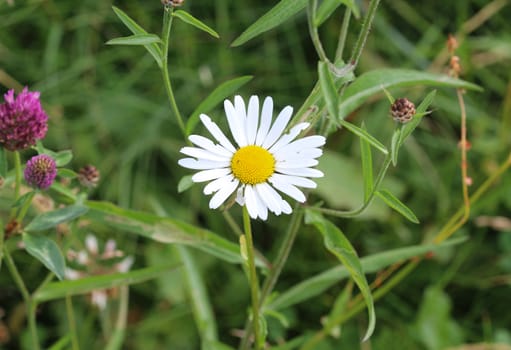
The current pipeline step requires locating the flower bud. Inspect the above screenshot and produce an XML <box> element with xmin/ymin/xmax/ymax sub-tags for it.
<box><xmin>24</xmin><ymin>154</ymin><xmax>57</xmax><ymax>190</ymax></box>
<box><xmin>390</xmin><ymin>98</ymin><xmax>416</xmax><ymax>123</ymax></box>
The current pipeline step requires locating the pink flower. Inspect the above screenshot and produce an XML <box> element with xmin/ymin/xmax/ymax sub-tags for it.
<box><xmin>24</xmin><ymin>154</ymin><xmax>57</xmax><ymax>190</ymax></box>
<box><xmin>0</xmin><ymin>88</ymin><xmax>48</xmax><ymax>151</ymax></box>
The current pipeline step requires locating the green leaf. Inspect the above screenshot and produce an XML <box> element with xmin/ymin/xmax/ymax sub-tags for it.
<box><xmin>57</xmin><ymin>168</ymin><xmax>77</xmax><ymax>180</ymax></box>
<box><xmin>0</xmin><ymin>147</ymin><xmax>6</xmax><ymax>177</ymax></box>
<box><xmin>376</xmin><ymin>189</ymin><xmax>419</xmax><ymax>223</ymax></box>
<box><xmin>318</xmin><ymin>61</ymin><xmax>339</xmax><ymax>120</ymax></box>
<box><xmin>23</xmin><ymin>233</ymin><xmax>66</xmax><ymax>280</ymax></box>
<box><xmin>399</xmin><ymin>90</ymin><xmax>437</xmax><ymax>147</ymax></box>
<box><xmin>231</xmin><ymin>0</ymin><xmax>307</xmax><ymax>47</ymax></box>
<box><xmin>111</xmin><ymin>6</ymin><xmax>163</xmax><ymax>68</ymax></box>
<box><xmin>47</xmin><ymin>335</ymin><xmax>71</xmax><ymax>350</ymax></box>
<box><xmin>85</xmin><ymin>200</ymin><xmax>266</xmax><ymax>267</ymax></box>
<box><xmin>186</xmin><ymin>76</ymin><xmax>253</xmax><ymax>135</ymax></box>
<box><xmin>173</xmin><ymin>10</ymin><xmax>219</xmax><ymax>38</ymax></box>
<box><xmin>315</xmin><ymin>0</ymin><xmax>360</xmax><ymax>26</ymax></box>
<box><xmin>34</xmin><ymin>263</ymin><xmax>179</xmax><ymax>303</ymax></box>
<box><xmin>177</xmin><ymin>246</ymin><xmax>218</xmax><ymax>343</ymax></box>
<box><xmin>106</xmin><ymin>34</ymin><xmax>162</xmax><ymax>46</ymax></box>
<box><xmin>339</xmin><ymin>120</ymin><xmax>388</xmax><ymax>154</ymax></box>
<box><xmin>177</xmin><ymin>175</ymin><xmax>194</xmax><ymax>193</ymax></box>
<box><xmin>390</xmin><ymin>128</ymin><xmax>401</xmax><ymax>166</ymax></box>
<box><xmin>338</xmin><ymin>69</ymin><xmax>481</xmax><ymax>121</ymax></box>
<box><xmin>306</xmin><ymin>211</ymin><xmax>375</xmax><ymax>341</ymax></box>
<box><xmin>53</xmin><ymin>150</ymin><xmax>73</xmax><ymax>167</ymax></box>
<box><xmin>25</xmin><ymin>205</ymin><xmax>89</xmax><ymax>232</ymax></box>
<box><xmin>12</xmin><ymin>191</ymin><xmax>35</xmax><ymax>209</ymax></box>
<box><xmin>268</xmin><ymin>236</ymin><xmax>467</xmax><ymax>311</ymax></box>
<box><xmin>360</xmin><ymin>123</ymin><xmax>373</xmax><ymax>202</ymax></box>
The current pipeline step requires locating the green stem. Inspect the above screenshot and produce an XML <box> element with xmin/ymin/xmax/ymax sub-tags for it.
<box><xmin>161</xmin><ymin>6</ymin><xmax>186</xmax><ymax>136</ymax></box>
<box><xmin>348</xmin><ymin>0</ymin><xmax>381</xmax><ymax>67</ymax></box>
<box><xmin>307</xmin><ymin>0</ymin><xmax>329</xmax><ymax>63</ymax></box>
<box><xmin>10</xmin><ymin>151</ymin><xmax>22</xmax><ymax>220</ymax></box>
<box><xmin>239</xmin><ymin>206</ymin><xmax>303</xmax><ymax>349</ymax></box>
<box><xmin>16</xmin><ymin>191</ymin><xmax>35</xmax><ymax>222</ymax></box>
<box><xmin>105</xmin><ymin>286</ymin><xmax>129</xmax><ymax>350</ymax></box>
<box><xmin>3</xmin><ymin>247</ymin><xmax>40</xmax><ymax>350</ymax></box>
<box><xmin>242</xmin><ymin>207</ymin><xmax>261</xmax><ymax>349</ymax></box>
<box><xmin>66</xmin><ymin>295</ymin><xmax>80</xmax><ymax>350</ymax></box>
<box><xmin>335</xmin><ymin>8</ymin><xmax>352</xmax><ymax>62</ymax></box>
<box><xmin>310</xmin><ymin>154</ymin><xmax>392</xmax><ymax>218</ymax></box>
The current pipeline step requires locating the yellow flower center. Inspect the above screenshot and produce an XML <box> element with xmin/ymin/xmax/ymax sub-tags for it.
<box><xmin>231</xmin><ymin>145</ymin><xmax>275</xmax><ymax>185</ymax></box>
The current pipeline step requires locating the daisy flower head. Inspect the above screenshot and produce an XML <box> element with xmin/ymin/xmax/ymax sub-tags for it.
<box><xmin>178</xmin><ymin>95</ymin><xmax>326</xmax><ymax>220</ymax></box>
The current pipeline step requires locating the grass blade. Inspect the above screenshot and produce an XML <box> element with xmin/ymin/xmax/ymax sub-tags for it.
<box><xmin>231</xmin><ymin>0</ymin><xmax>307</xmax><ymax>47</ymax></box>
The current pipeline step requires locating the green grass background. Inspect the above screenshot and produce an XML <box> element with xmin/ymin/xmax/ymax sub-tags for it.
<box><xmin>1</xmin><ymin>0</ymin><xmax>511</xmax><ymax>349</ymax></box>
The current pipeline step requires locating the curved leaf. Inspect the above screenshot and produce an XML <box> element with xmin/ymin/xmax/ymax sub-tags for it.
<box><xmin>318</xmin><ymin>61</ymin><xmax>339</xmax><ymax>120</ymax></box>
<box><xmin>340</xmin><ymin>119</ymin><xmax>388</xmax><ymax>154</ymax></box>
<box><xmin>376</xmin><ymin>189</ymin><xmax>419</xmax><ymax>223</ymax></box>
<box><xmin>338</xmin><ymin>68</ymin><xmax>481</xmax><ymax>121</ymax></box>
<box><xmin>85</xmin><ymin>201</ymin><xmax>266</xmax><ymax>267</ymax></box>
<box><xmin>25</xmin><ymin>205</ymin><xmax>89</xmax><ymax>232</ymax></box>
<box><xmin>231</xmin><ymin>0</ymin><xmax>307</xmax><ymax>47</ymax></box>
<box><xmin>23</xmin><ymin>233</ymin><xmax>66</xmax><ymax>280</ymax></box>
<box><xmin>305</xmin><ymin>210</ymin><xmax>375</xmax><ymax>341</ymax></box>
<box><xmin>173</xmin><ymin>10</ymin><xmax>219</xmax><ymax>38</ymax></box>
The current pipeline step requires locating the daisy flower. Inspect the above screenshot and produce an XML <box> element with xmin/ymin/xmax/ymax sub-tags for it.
<box><xmin>178</xmin><ymin>95</ymin><xmax>326</xmax><ymax>220</ymax></box>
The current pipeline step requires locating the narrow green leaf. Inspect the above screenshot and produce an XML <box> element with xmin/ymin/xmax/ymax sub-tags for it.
<box><xmin>268</xmin><ymin>236</ymin><xmax>467</xmax><ymax>311</ymax></box>
<box><xmin>339</xmin><ymin>120</ymin><xmax>388</xmax><ymax>154</ymax></box>
<box><xmin>359</xmin><ymin>123</ymin><xmax>373</xmax><ymax>202</ymax></box>
<box><xmin>47</xmin><ymin>335</ymin><xmax>71</xmax><ymax>350</ymax></box>
<box><xmin>390</xmin><ymin>128</ymin><xmax>401</xmax><ymax>166</ymax></box>
<box><xmin>111</xmin><ymin>6</ymin><xmax>162</xmax><ymax>68</ymax></box>
<box><xmin>186</xmin><ymin>76</ymin><xmax>253</xmax><ymax>135</ymax></box>
<box><xmin>25</xmin><ymin>205</ymin><xmax>89</xmax><ymax>232</ymax></box>
<box><xmin>399</xmin><ymin>90</ymin><xmax>437</xmax><ymax>147</ymax></box>
<box><xmin>23</xmin><ymin>233</ymin><xmax>66</xmax><ymax>280</ymax></box>
<box><xmin>318</xmin><ymin>61</ymin><xmax>339</xmax><ymax>120</ymax></box>
<box><xmin>315</xmin><ymin>0</ymin><xmax>360</xmax><ymax>26</ymax></box>
<box><xmin>0</xmin><ymin>147</ymin><xmax>6</xmax><ymax>177</ymax></box>
<box><xmin>324</xmin><ymin>281</ymin><xmax>353</xmax><ymax>332</ymax></box>
<box><xmin>106</xmin><ymin>34</ymin><xmax>162</xmax><ymax>46</ymax></box>
<box><xmin>85</xmin><ymin>200</ymin><xmax>266</xmax><ymax>267</ymax></box>
<box><xmin>231</xmin><ymin>0</ymin><xmax>307</xmax><ymax>47</ymax></box>
<box><xmin>177</xmin><ymin>175</ymin><xmax>194</xmax><ymax>193</ymax></box>
<box><xmin>12</xmin><ymin>191</ymin><xmax>35</xmax><ymax>209</ymax></box>
<box><xmin>177</xmin><ymin>246</ymin><xmax>218</xmax><ymax>343</ymax></box>
<box><xmin>338</xmin><ymin>69</ymin><xmax>481</xmax><ymax>122</ymax></box>
<box><xmin>306</xmin><ymin>211</ymin><xmax>375</xmax><ymax>342</ymax></box>
<box><xmin>34</xmin><ymin>263</ymin><xmax>179</xmax><ymax>303</ymax></box>
<box><xmin>376</xmin><ymin>189</ymin><xmax>419</xmax><ymax>223</ymax></box>
<box><xmin>173</xmin><ymin>10</ymin><xmax>219</xmax><ymax>38</ymax></box>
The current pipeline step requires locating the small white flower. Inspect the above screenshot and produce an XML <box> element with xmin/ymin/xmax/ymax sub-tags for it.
<box><xmin>179</xmin><ymin>95</ymin><xmax>326</xmax><ymax>220</ymax></box>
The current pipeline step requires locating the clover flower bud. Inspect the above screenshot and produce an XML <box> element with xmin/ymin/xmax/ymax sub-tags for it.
<box><xmin>24</xmin><ymin>154</ymin><xmax>57</xmax><ymax>190</ymax></box>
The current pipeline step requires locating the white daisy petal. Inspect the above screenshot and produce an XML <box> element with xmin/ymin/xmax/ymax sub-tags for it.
<box><xmin>269</xmin><ymin>122</ymin><xmax>310</xmax><ymax>153</ymax></box>
<box><xmin>178</xmin><ymin>158</ymin><xmax>230</xmax><ymax>170</ymax></box>
<box><xmin>270</xmin><ymin>173</ymin><xmax>317</xmax><ymax>189</ymax></box>
<box><xmin>203</xmin><ymin>174</ymin><xmax>236</xmax><ymax>195</ymax></box>
<box><xmin>209</xmin><ymin>178</ymin><xmax>239</xmax><ymax>209</ymax></box>
<box><xmin>244</xmin><ymin>185</ymin><xmax>260</xmax><ymax>219</ymax></box>
<box><xmin>276</xmin><ymin>158</ymin><xmax>318</xmax><ymax>169</ymax></box>
<box><xmin>274</xmin><ymin>147</ymin><xmax>323</xmax><ymax>162</ymax></box>
<box><xmin>276</xmin><ymin>135</ymin><xmax>326</xmax><ymax>155</ymax></box>
<box><xmin>277</xmin><ymin>167</ymin><xmax>324</xmax><ymax>178</ymax></box>
<box><xmin>191</xmin><ymin>168</ymin><xmax>231</xmax><ymax>182</ymax></box>
<box><xmin>269</xmin><ymin>177</ymin><xmax>306</xmax><ymax>202</ymax></box>
<box><xmin>180</xmin><ymin>147</ymin><xmax>231</xmax><ymax>162</ymax></box>
<box><xmin>280</xmin><ymin>199</ymin><xmax>292</xmax><ymax>214</ymax></box>
<box><xmin>189</xmin><ymin>135</ymin><xmax>233</xmax><ymax>157</ymax></box>
<box><xmin>200</xmin><ymin>114</ymin><xmax>236</xmax><ymax>153</ymax></box>
<box><xmin>224</xmin><ymin>99</ymin><xmax>246</xmax><ymax>147</ymax></box>
<box><xmin>255</xmin><ymin>96</ymin><xmax>274</xmax><ymax>146</ymax></box>
<box><xmin>236</xmin><ymin>186</ymin><xmax>245</xmax><ymax>205</ymax></box>
<box><xmin>252</xmin><ymin>187</ymin><xmax>268</xmax><ymax>220</ymax></box>
<box><xmin>246</xmin><ymin>96</ymin><xmax>259</xmax><ymax>145</ymax></box>
<box><xmin>255</xmin><ymin>183</ymin><xmax>283</xmax><ymax>215</ymax></box>
<box><xmin>261</xmin><ymin>105</ymin><xmax>293</xmax><ymax>149</ymax></box>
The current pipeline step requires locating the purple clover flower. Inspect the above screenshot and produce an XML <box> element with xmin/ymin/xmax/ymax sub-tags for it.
<box><xmin>24</xmin><ymin>154</ymin><xmax>57</xmax><ymax>190</ymax></box>
<box><xmin>0</xmin><ymin>88</ymin><xmax>48</xmax><ymax>151</ymax></box>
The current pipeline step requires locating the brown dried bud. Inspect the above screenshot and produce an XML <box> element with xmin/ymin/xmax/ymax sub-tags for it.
<box><xmin>78</xmin><ymin>165</ymin><xmax>100</xmax><ymax>188</ymax></box>
<box><xmin>449</xmin><ymin>56</ymin><xmax>461</xmax><ymax>76</ymax></box>
<box><xmin>447</xmin><ymin>34</ymin><xmax>458</xmax><ymax>54</ymax></box>
<box><xmin>390</xmin><ymin>98</ymin><xmax>416</xmax><ymax>123</ymax></box>
<box><xmin>161</xmin><ymin>0</ymin><xmax>184</xmax><ymax>6</ymax></box>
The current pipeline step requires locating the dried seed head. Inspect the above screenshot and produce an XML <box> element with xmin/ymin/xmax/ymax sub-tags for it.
<box><xmin>390</xmin><ymin>98</ymin><xmax>416</xmax><ymax>123</ymax></box>
<box><xmin>449</xmin><ymin>56</ymin><xmax>461</xmax><ymax>77</ymax></box>
<box><xmin>161</xmin><ymin>0</ymin><xmax>184</xmax><ymax>6</ymax></box>
<box><xmin>78</xmin><ymin>164</ymin><xmax>100</xmax><ymax>188</ymax></box>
